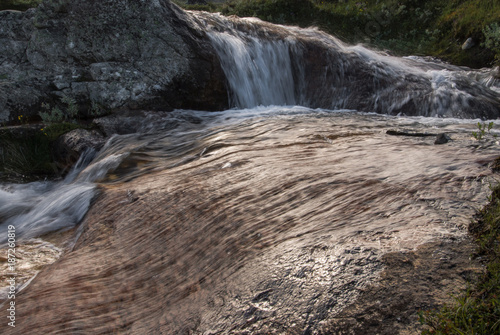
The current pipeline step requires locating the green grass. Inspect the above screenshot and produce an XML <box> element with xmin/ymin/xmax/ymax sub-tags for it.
<box><xmin>419</xmin><ymin>181</ymin><xmax>500</xmax><ymax>334</ymax></box>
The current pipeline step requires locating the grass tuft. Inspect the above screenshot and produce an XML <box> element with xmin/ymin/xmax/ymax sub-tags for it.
<box><xmin>0</xmin><ymin>122</ymin><xmax>82</xmax><ymax>182</ymax></box>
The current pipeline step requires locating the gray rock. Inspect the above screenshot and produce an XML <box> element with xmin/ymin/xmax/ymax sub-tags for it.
<box><xmin>0</xmin><ymin>0</ymin><xmax>228</xmax><ymax>123</ymax></box>
<box><xmin>92</xmin><ymin>110</ymin><xmax>181</xmax><ymax>136</ymax></box>
<box><xmin>462</xmin><ymin>37</ymin><xmax>475</xmax><ymax>50</ymax></box>
<box><xmin>434</xmin><ymin>133</ymin><xmax>451</xmax><ymax>145</ymax></box>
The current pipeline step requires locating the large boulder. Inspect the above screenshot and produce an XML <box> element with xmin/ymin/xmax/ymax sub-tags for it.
<box><xmin>0</xmin><ymin>0</ymin><xmax>228</xmax><ymax>123</ymax></box>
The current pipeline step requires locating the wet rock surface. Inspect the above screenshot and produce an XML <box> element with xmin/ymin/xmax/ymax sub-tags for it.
<box><xmin>2</xmin><ymin>112</ymin><xmax>497</xmax><ymax>334</ymax></box>
<box><xmin>0</xmin><ymin>238</ymin><xmax>64</xmax><ymax>305</ymax></box>
<box><xmin>0</xmin><ymin>0</ymin><xmax>229</xmax><ymax>123</ymax></box>
<box><xmin>320</xmin><ymin>240</ymin><xmax>481</xmax><ymax>335</ymax></box>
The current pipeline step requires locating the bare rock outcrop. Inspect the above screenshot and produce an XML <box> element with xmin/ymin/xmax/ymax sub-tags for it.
<box><xmin>0</xmin><ymin>0</ymin><xmax>228</xmax><ymax>123</ymax></box>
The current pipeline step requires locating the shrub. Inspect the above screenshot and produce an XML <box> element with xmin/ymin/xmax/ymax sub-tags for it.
<box><xmin>39</xmin><ymin>96</ymin><xmax>79</xmax><ymax>123</ymax></box>
<box><xmin>482</xmin><ymin>23</ymin><xmax>500</xmax><ymax>64</ymax></box>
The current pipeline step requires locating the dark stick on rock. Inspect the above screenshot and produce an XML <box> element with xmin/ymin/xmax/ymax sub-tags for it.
<box><xmin>386</xmin><ymin>130</ymin><xmax>437</xmax><ymax>137</ymax></box>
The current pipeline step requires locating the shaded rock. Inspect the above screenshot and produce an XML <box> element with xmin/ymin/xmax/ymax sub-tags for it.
<box><xmin>52</xmin><ymin>128</ymin><xmax>105</xmax><ymax>170</ymax></box>
<box><xmin>434</xmin><ymin>133</ymin><xmax>451</xmax><ymax>145</ymax></box>
<box><xmin>462</xmin><ymin>37</ymin><xmax>475</xmax><ymax>50</ymax></box>
<box><xmin>93</xmin><ymin>112</ymin><xmax>152</xmax><ymax>137</ymax></box>
<box><xmin>0</xmin><ymin>0</ymin><xmax>229</xmax><ymax>123</ymax></box>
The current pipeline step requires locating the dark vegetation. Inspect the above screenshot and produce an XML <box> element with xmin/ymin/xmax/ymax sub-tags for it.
<box><xmin>0</xmin><ymin>122</ymin><xmax>81</xmax><ymax>182</ymax></box>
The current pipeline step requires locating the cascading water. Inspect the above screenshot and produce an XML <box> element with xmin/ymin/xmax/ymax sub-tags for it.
<box><xmin>2</xmin><ymin>9</ymin><xmax>500</xmax><ymax>334</ymax></box>
<box><xmin>0</xmin><ymin>143</ymin><xmax>131</xmax><ymax>245</ymax></box>
<box><xmin>207</xmin><ymin>31</ymin><xmax>298</xmax><ymax>108</ymax></box>
<box><xmin>195</xmin><ymin>12</ymin><xmax>500</xmax><ymax>119</ymax></box>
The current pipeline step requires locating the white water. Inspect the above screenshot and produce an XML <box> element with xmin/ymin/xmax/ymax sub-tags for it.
<box><xmin>1</xmin><ymin>11</ymin><xmax>499</xmax><ymax>245</ymax></box>
<box><xmin>197</xmin><ymin>13</ymin><xmax>500</xmax><ymax>118</ymax></box>
<box><xmin>208</xmin><ymin>32</ymin><xmax>297</xmax><ymax>107</ymax></box>
<box><xmin>0</xmin><ymin>149</ymin><xmax>126</xmax><ymax>245</ymax></box>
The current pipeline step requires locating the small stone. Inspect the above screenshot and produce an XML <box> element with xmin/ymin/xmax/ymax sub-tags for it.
<box><xmin>434</xmin><ymin>133</ymin><xmax>451</xmax><ymax>145</ymax></box>
<box><xmin>462</xmin><ymin>37</ymin><xmax>475</xmax><ymax>50</ymax></box>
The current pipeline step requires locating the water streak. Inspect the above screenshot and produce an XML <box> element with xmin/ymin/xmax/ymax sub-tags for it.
<box><xmin>0</xmin><ymin>149</ymin><xmax>126</xmax><ymax>244</ymax></box>
<box><xmin>208</xmin><ymin>32</ymin><xmax>297</xmax><ymax>107</ymax></box>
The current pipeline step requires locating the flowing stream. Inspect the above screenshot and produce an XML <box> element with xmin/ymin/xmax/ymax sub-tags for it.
<box><xmin>1</xmin><ymin>10</ymin><xmax>500</xmax><ymax>334</ymax></box>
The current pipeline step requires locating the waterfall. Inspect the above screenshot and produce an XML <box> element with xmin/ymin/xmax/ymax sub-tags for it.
<box><xmin>4</xmin><ymin>7</ymin><xmax>500</xmax><ymax>334</ymax></box>
<box><xmin>195</xmin><ymin>13</ymin><xmax>500</xmax><ymax>119</ymax></box>
<box><xmin>208</xmin><ymin>32</ymin><xmax>297</xmax><ymax>108</ymax></box>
